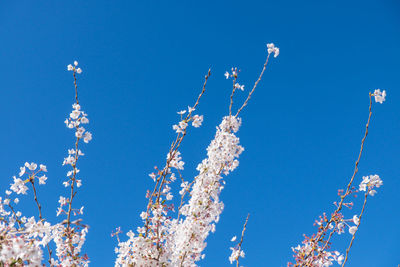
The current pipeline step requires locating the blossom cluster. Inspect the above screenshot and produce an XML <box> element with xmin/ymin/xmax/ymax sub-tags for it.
<box><xmin>173</xmin><ymin>106</ymin><xmax>204</xmax><ymax>134</ymax></box>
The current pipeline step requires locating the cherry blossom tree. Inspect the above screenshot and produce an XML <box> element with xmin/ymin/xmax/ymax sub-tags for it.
<box><xmin>0</xmin><ymin>44</ymin><xmax>387</xmax><ymax>267</ymax></box>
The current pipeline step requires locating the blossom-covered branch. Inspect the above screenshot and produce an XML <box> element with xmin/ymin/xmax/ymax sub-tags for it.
<box><xmin>289</xmin><ymin>90</ymin><xmax>386</xmax><ymax>267</ymax></box>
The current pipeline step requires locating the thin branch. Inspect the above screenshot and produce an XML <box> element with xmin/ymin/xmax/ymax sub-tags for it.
<box><xmin>235</xmin><ymin>54</ymin><xmax>270</xmax><ymax>117</ymax></box>
<box><xmin>301</xmin><ymin>93</ymin><xmax>374</xmax><ymax>266</ymax></box>
<box><xmin>341</xmin><ymin>190</ymin><xmax>369</xmax><ymax>267</ymax></box>
<box><xmin>236</xmin><ymin>213</ymin><xmax>250</xmax><ymax>267</ymax></box>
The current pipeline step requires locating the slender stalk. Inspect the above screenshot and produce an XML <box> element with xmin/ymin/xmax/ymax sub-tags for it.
<box><xmin>341</xmin><ymin>190</ymin><xmax>369</xmax><ymax>267</ymax></box>
<box><xmin>235</xmin><ymin>54</ymin><xmax>270</xmax><ymax>117</ymax></box>
<box><xmin>29</xmin><ymin>176</ymin><xmax>53</xmax><ymax>265</ymax></box>
<box><xmin>235</xmin><ymin>214</ymin><xmax>250</xmax><ymax>267</ymax></box>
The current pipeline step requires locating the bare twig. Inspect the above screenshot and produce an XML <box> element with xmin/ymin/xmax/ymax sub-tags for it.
<box><xmin>235</xmin><ymin>54</ymin><xmax>271</xmax><ymax>117</ymax></box>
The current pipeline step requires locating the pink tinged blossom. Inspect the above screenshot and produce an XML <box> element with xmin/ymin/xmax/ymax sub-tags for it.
<box><xmin>80</xmin><ymin>116</ymin><xmax>89</xmax><ymax>124</ymax></box>
<box><xmin>76</xmin><ymin>68</ymin><xmax>82</xmax><ymax>74</ymax></box>
<box><xmin>83</xmin><ymin>131</ymin><xmax>92</xmax><ymax>143</ymax></box>
<box><xmin>10</xmin><ymin>176</ymin><xmax>29</xmax><ymax>194</ymax></box>
<box><xmin>179</xmin><ymin>120</ymin><xmax>188</xmax><ymax>130</ymax></box>
<box><xmin>192</xmin><ymin>114</ymin><xmax>203</xmax><ymax>128</ymax></box>
<box><xmin>140</xmin><ymin>211</ymin><xmax>148</xmax><ymax>220</ymax></box>
<box><xmin>59</xmin><ymin>196</ymin><xmax>67</xmax><ymax>206</ymax></box>
<box><xmin>39</xmin><ymin>164</ymin><xmax>47</xmax><ymax>172</ymax></box>
<box><xmin>167</xmin><ymin>151</ymin><xmax>185</xmax><ymax>170</ymax></box>
<box><xmin>70</xmin><ymin>110</ymin><xmax>81</xmax><ymax>120</ymax></box>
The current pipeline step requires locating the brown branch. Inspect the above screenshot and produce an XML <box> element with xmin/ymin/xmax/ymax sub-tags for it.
<box><xmin>236</xmin><ymin>213</ymin><xmax>250</xmax><ymax>267</ymax></box>
<box><xmin>341</xmin><ymin>190</ymin><xmax>369</xmax><ymax>267</ymax></box>
<box><xmin>235</xmin><ymin>54</ymin><xmax>271</xmax><ymax>117</ymax></box>
<box><xmin>301</xmin><ymin>93</ymin><xmax>374</xmax><ymax>266</ymax></box>
<box><xmin>29</xmin><ymin>176</ymin><xmax>53</xmax><ymax>265</ymax></box>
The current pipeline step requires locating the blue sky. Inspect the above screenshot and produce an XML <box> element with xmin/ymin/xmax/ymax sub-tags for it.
<box><xmin>0</xmin><ymin>0</ymin><xmax>399</xmax><ymax>266</ymax></box>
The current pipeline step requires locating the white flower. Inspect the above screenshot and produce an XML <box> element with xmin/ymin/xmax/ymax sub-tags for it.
<box><xmin>166</xmin><ymin>192</ymin><xmax>173</xmax><ymax>200</ymax></box>
<box><xmin>70</xmin><ymin>110</ymin><xmax>81</xmax><ymax>120</ymax></box>
<box><xmin>39</xmin><ymin>164</ymin><xmax>47</xmax><ymax>172</ymax></box>
<box><xmin>188</xmin><ymin>106</ymin><xmax>195</xmax><ymax>113</ymax></box>
<box><xmin>192</xmin><ymin>115</ymin><xmax>203</xmax><ymax>128</ymax></box>
<box><xmin>38</xmin><ymin>175</ymin><xmax>47</xmax><ymax>185</ymax></box>
<box><xmin>231</xmin><ymin>236</ymin><xmax>237</xmax><ymax>242</ymax></box>
<box><xmin>76</xmin><ymin>68</ymin><xmax>82</xmax><ymax>74</ymax></box>
<box><xmin>267</xmin><ymin>43</ymin><xmax>280</xmax><ymax>58</ymax></box>
<box><xmin>67</xmin><ymin>64</ymin><xmax>73</xmax><ymax>71</ymax></box>
<box><xmin>80</xmin><ymin>117</ymin><xmax>89</xmax><ymax>124</ymax></box>
<box><xmin>353</xmin><ymin>215</ymin><xmax>360</xmax><ymax>225</ymax></box>
<box><xmin>57</xmin><ymin>207</ymin><xmax>63</xmax><ymax>216</ymax></box>
<box><xmin>83</xmin><ymin>132</ymin><xmax>92</xmax><ymax>143</ymax></box>
<box><xmin>179</xmin><ymin>120</ymin><xmax>188</xmax><ymax>130</ymax></box>
<box><xmin>74</xmin><ymin>61</ymin><xmax>78</xmax><ymax>66</ymax></box>
<box><xmin>59</xmin><ymin>196</ymin><xmax>67</xmax><ymax>206</ymax></box>
<box><xmin>373</xmin><ymin>89</ymin><xmax>386</xmax><ymax>104</ymax></box>
<box><xmin>76</xmin><ymin>180</ymin><xmax>82</xmax><ymax>187</ymax></box>
<box><xmin>14</xmin><ymin>198</ymin><xmax>19</xmax><ymax>204</ymax></box>
<box><xmin>349</xmin><ymin>226</ymin><xmax>357</xmax><ymax>235</ymax></box>
<box><xmin>234</xmin><ymin>83</ymin><xmax>245</xmax><ymax>91</ymax></box>
<box><xmin>140</xmin><ymin>212</ymin><xmax>148</xmax><ymax>220</ymax></box>
<box><xmin>10</xmin><ymin>176</ymin><xmax>29</xmax><ymax>194</ymax></box>
<box><xmin>149</xmin><ymin>173</ymin><xmax>156</xmax><ymax>182</ymax></box>
<box><xmin>177</xmin><ymin>110</ymin><xmax>186</xmax><ymax>115</ymax></box>
<box><xmin>73</xmin><ymin>103</ymin><xmax>81</xmax><ymax>110</ymax></box>
<box><xmin>19</xmin><ymin>166</ymin><xmax>26</xmax><ymax>177</ymax></box>
<box><xmin>25</xmin><ymin>162</ymin><xmax>37</xmax><ymax>171</ymax></box>
<box><xmin>274</xmin><ymin>47</ymin><xmax>280</xmax><ymax>57</ymax></box>
<box><xmin>224</xmin><ymin>71</ymin><xmax>230</xmax><ymax>79</ymax></box>
<box><xmin>337</xmin><ymin>255</ymin><xmax>344</xmax><ymax>265</ymax></box>
<box><xmin>5</xmin><ymin>190</ymin><xmax>12</xmax><ymax>195</ymax></box>
<box><xmin>359</xmin><ymin>174</ymin><xmax>383</xmax><ymax>196</ymax></box>
<box><xmin>337</xmin><ymin>222</ymin><xmax>345</xmax><ymax>234</ymax></box>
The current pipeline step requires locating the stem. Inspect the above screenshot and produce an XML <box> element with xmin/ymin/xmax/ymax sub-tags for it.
<box><xmin>235</xmin><ymin>214</ymin><xmax>250</xmax><ymax>267</ymax></box>
<box><xmin>235</xmin><ymin>54</ymin><xmax>270</xmax><ymax>117</ymax></box>
<box><xmin>341</xmin><ymin>190</ymin><xmax>369</xmax><ymax>267</ymax></box>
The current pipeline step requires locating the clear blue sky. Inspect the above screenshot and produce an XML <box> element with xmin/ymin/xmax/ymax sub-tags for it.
<box><xmin>0</xmin><ymin>1</ymin><xmax>399</xmax><ymax>266</ymax></box>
